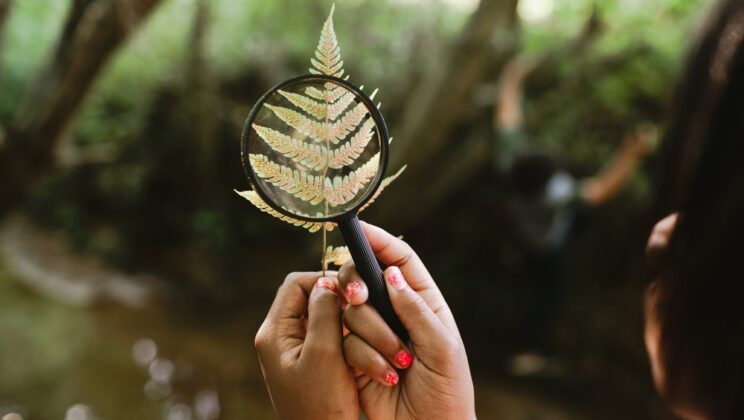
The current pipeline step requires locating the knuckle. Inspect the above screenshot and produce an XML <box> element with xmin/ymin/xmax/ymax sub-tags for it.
<box><xmin>397</xmin><ymin>240</ymin><xmax>416</xmax><ymax>265</ymax></box>
<box><xmin>439</xmin><ymin>335</ymin><xmax>463</xmax><ymax>357</ymax></box>
<box><xmin>281</xmin><ymin>272</ymin><xmax>303</xmax><ymax>288</ymax></box>
<box><xmin>406</xmin><ymin>294</ymin><xmax>428</xmax><ymax>314</ymax></box>
<box><xmin>254</xmin><ymin>322</ymin><xmax>270</xmax><ymax>352</ymax></box>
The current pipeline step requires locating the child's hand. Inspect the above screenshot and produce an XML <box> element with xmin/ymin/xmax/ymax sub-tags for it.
<box><xmin>337</xmin><ymin>222</ymin><xmax>476</xmax><ymax>420</ymax></box>
<box><xmin>254</xmin><ymin>272</ymin><xmax>359</xmax><ymax>420</ymax></box>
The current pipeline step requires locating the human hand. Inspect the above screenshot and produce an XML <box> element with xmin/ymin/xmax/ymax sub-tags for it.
<box><xmin>254</xmin><ymin>272</ymin><xmax>358</xmax><ymax>420</ymax></box>
<box><xmin>337</xmin><ymin>222</ymin><xmax>476</xmax><ymax>420</ymax></box>
<box><xmin>624</xmin><ymin>124</ymin><xmax>658</xmax><ymax>157</ymax></box>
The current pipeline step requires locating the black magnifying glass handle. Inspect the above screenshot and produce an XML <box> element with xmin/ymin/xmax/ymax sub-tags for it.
<box><xmin>337</xmin><ymin>215</ymin><xmax>409</xmax><ymax>343</ymax></box>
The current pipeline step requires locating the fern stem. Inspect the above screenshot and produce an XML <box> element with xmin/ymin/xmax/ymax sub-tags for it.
<box><xmin>321</xmin><ymin>225</ymin><xmax>328</xmax><ymax>276</ymax></box>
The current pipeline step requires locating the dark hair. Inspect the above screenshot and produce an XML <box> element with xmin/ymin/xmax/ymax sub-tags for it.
<box><xmin>508</xmin><ymin>153</ymin><xmax>557</xmax><ymax>199</ymax></box>
<box><xmin>655</xmin><ymin>0</ymin><xmax>744</xmax><ymax>417</ymax></box>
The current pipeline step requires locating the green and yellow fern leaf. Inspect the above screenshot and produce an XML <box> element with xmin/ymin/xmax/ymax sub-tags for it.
<box><xmin>277</xmin><ymin>90</ymin><xmax>327</xmax><ymax>120</ymax></box>
<box><xmin>252</xmin><ymin>124</ymin><xmax>327</xmax><ymax>170</ymax></box>
<box><xmin>234</xmin><ymin>190</ymin><xmax>329</xmax><ymax>232</ymax></box>
<box><xmin>359</xmin><ymin>165</ymin><xmax>407</xmax><ymax>213</ymax></box>
<box><xmin>253</xmin><ymin>118</ymin><xmax>375</xmax><ymax>172</ymax></box>
<box><xmin>249</xmin><ymin>154</ymin><xmax>325</xmax><ymax>205</ymax></box>
<box><xmin>309</xmin><ymin>4</ymin><xmax>344</xmax><ymax>78</ymax></box>
<box><xmin>323</xmin><ymin>153</ymin><xmax>380</xmax><ymax>206</ymax></box>
<box><xmin>239</xmin><ymin>4</ymin><xmax>406</xmax><ymax>235</ymax></box>
<box><xmin>264</xmin><ymin>101</ymin><xmax>368</xmax><ymax>145</ymax></box>
<box><xmin>305</xmin><ymin>84</ymin><xmax>348</xmax><ymax>103</ymax></box>
<box><xmin>327</xmin><ymin>91</ymin><xmax>354</xmax><ymax>120</ymax></box>
<box><xmin>326</xmin><ymin>118</ymin><xmax>376</xmax><ymax>168</ymax></box>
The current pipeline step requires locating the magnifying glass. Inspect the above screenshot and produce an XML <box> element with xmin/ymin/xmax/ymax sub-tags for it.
<box><xmin>241</xmin><ymin>74</ymin><xmax>407</xmax><ymax>342</ymax></box>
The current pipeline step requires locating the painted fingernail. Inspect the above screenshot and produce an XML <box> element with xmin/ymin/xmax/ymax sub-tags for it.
<box><xmin>345</xmin><ymin>282</ymin><xmax>361</xmax><ymax>299</ymax></box>
<box><xmin>384</xmin><ymin>371</ymin><xmax>399</xmax><ymax>386</ymax></box>
<box><xmin>316</xmin><ymin>277</ymin><xmax>335</xmax><ymax>291</ymax></box>
<box><xmin>395</xmin><ymin>350</ymin><xmax>413</xmax><ymax>368</ymax></box>
<box><xmin>386</xmin><ymin>266</ymin><xmax>406</xmax><ymax>290</ymax></box>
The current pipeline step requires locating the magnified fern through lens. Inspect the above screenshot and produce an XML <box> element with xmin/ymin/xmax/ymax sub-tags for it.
<box><xmin>243</xmin><ymin>75</ymin><xmax>387</xmax><ymax>221</ymax></box>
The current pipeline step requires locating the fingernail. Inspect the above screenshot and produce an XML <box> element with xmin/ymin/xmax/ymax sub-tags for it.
<box><xmin>345</xmin><ymin>282</ymin><xmax>361</xmax><ymax>299</ymax></box>
<box><xmin>386</xmin><ymin>266</ymin><xmax>406</xmax><ymax>290</ymax></box>
<box><xmin>384</xmin><ymin>371</ymin><xmax>399</xmax><ymax>386</ymax></box>
<box><xmin>316</xmin><ymin>277</ymin><xmax>335</xmax><ymax>292</ymax></box>
<box><xmin>395</xmin><ymin>350</ymin><xmax>413</xmax><ymax>369</ymax></box>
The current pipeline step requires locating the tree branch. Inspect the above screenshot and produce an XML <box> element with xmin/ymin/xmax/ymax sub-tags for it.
<box><xmin>0</xmin><ymin>0</ymin><xmax>164</xmax><ymax>218</ymax></box>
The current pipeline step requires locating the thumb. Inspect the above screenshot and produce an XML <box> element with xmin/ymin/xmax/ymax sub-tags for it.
<box><xmin>302</xmin><ymin>277</ymin><xmax>344</xmax><ymax>360</ymax></box>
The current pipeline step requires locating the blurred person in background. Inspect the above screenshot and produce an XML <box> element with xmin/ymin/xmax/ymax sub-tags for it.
<box><xmin>494</xmin><ymin>55</ymin><xmax>656</xmax><ymax>375</ymax></box>
<box><xmin>252</xmin><ymin>0</ymin><xmax>744</xmax><ymax>418</ymax></box>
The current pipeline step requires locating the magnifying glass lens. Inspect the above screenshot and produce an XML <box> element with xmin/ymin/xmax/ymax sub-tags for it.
<box><xmin>246</xmin><ymin>78</ymin><xmax>384</xmax><ymax>221</ymax></box>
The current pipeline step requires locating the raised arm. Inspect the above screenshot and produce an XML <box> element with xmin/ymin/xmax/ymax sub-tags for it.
<box><xmin>581</xmin><ymin>125</ymin><xmax>657</xmax><ymax>205</ymax></box>
<box><xmin>494</xmin><ymin>57</ymin><xmax>536</xmax><ymax>132</ymax></box>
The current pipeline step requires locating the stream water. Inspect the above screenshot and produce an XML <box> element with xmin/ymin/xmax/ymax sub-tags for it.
<box><xmin>0</xmin><ymin>262</ymin><xmax>275</xmax><ymax>420</ymax></box>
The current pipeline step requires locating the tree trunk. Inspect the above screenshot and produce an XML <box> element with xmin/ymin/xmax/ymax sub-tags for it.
<box><xmin>374</xmin><ymin>0</ymin><xmax>519</xmax><ymax>229</ymax></box>
<box><xmin>375</xmin><ymin>3</ymin><xmax>605</xmax><ymax>230</ymax></box>
<box><xmin>0</xmin><ymin>0</ymin><xmax>11</xmax><ymax>47</ymax></box>
<box><xmin>0</xmin><ymin>0</ymin><xmax>163</xmax><ymax>218</ymax></box>
<box><xmin>185</xmin><ymin>0</ymin><xmax>218</xmax><ymax>175</ymax></box>
<box><xmin>0</xmin><ymin>0</ymin><xmax>12</xmax><ymax>95</ymax></box>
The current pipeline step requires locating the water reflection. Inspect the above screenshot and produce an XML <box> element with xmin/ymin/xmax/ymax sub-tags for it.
<box><xmin>64</xmin><ymin>404</ymin><xmax>93</xmax><ymax>420</ymax></box>
<box><xmin>132</xmin><ymin>338</ymin><xmax>158</xmax><ymax>367</ymax></box>
<box><xmin>194</xmin><ymin>391</ymin><xmax>220</xmax><ymax>420</ymax></box>
<box><xmin>149</xmin><ymin>358</ymin><xmax>175</xmax><ymax>384</ymax></box>
<box><xmin>144</xmin><ymin>379</ymin><xmax>172</xmax><ymax>401</ymax></box>
<box><xmin>132</xmin><ymin>338</ymin><xmax>222</xmax><ymax>419</ymax></box>
<box><xmin>165</xmin><ymin>403</ymin><xmax>192</xmax><ymax>420</ymax></box>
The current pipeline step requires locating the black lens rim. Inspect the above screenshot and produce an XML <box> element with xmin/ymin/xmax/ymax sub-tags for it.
<box><xmin>240</xmin><ymin>74</ymin><xmax>390</xmax><ymax>223</ymax></box>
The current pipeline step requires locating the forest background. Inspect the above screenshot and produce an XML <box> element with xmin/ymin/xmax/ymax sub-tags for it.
<box><xmin>0</xmin><ymin>0</ymin><xmax>705</xmax><ymax>418</ymax></box>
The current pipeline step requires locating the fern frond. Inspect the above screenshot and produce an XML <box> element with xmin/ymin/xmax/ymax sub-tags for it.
<box><xmin>359</xmin><ymin>165</ymin><xmax>406</xmax><ymax>213</ymax></box>
<box><xmin>327</xmin><ymin>118</ymin><xmax>375</xmax><ymax>168</ymax></box>
<box><xmin>309</xmin><ymin>4</ymin><xmax>344</xmax><ymax>78</ymax></box>
<box><xmin>277</xmin><ymin>90</ymin><xmax>327</xmax><ymax>120</ymax></box>
<box><xmin>306</xmin><ymin>84</ymin><xmax>347</xmax><ymax>103</ymax></box>
<box><xmin>240</xmin><ymin>4</ymin><xmax>401</xmax><ymax>234</ymax></box>
<box><xmin>254</xmin><ymin>118</ymin><xmax>374</xmax><ymax>172</ymax></box>
<box><xmin>252</xmin><ymin>124</ymin><xmax>327</xmax><ymax>170</ymax></box>
<box><xmin>324</xmin><ymin>153</ymin><xmax>380</xmax><ymax>206</ymax></box>
<box><xmin>265</xmin><ymin>102</ymin><xmax>368</xmax><ymax>145</ymax></box>
<box><xmin>234</xmin><ymin>190</ymin><xmax>326</xmax><ymax>232</ymax></box>
<box><xmin>323</xmin><ymin>245</ymin><xmax>351</xmax><ymax>267</ymax></box>
<box><xmin>328</xmin><ymin>101</ymin><xmax>369</xmax><ymax>141</ymax></box>
<box><xmin>249</xmin><ymin>154</ymin><xmax>325</xmax><ymax>205</ymax></box>
<box><xmin>265</xmin><ymin>104</ymin><xmax>327</xmax><ymax>142</ymax></box>
<box><xmin>328</xmin><ymin>91</ymin><xmax>355</xmax><ymax>121</ymax></box>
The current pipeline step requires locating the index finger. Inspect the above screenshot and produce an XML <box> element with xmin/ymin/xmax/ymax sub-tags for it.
<box><xmin>360</xmin><ymin>221</ymin><xmax>434</xmax><ymax>291</ymax></box>
<box><xmin>360</xmin><ymin>222</ymin><xmax>462</xmax><ymax>340</ymax></box>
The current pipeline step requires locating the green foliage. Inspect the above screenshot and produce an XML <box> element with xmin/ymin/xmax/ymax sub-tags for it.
<box><xmin>517</xmin><ymin>0</ymin><xmax>706</xmax><ymax>176</ymax></box>
<box><xmin>4</xmin><ymin>0</ymin><xmax>709</xmax><ymax>303</ymax></box>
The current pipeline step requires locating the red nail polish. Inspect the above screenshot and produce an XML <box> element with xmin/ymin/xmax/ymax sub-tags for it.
<box><xmin>316</xmin><ymin>277</ymin><xmax>335</xmax><ymax>291</ymax></box>
<box><xmin>384</xmin><ymin>371</ymin><xmax>399</xmax><ymax>386</ymax></box>
<box><xmin>345</xmin><ymin>282</ymin><xmax>361</xmax><ymax>299</ymax></box>
<box><xmin>395</xmin><ymin>350</ymin><xmax>413</xmax><ymax>368</ymax></box>
<box><xmin>387</xmin><ymin>267</ymin><xmax>405</xmax><ymax>290</ymax></box>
